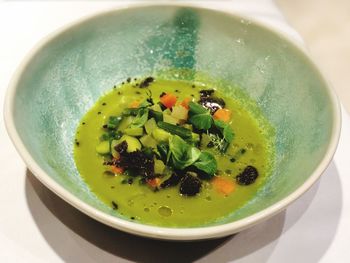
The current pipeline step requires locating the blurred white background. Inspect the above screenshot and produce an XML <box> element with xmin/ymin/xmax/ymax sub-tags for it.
<box><xmin>276</xmin><ymin>0</ymin><xmax>350</xmax><ymax>113</ymax></box>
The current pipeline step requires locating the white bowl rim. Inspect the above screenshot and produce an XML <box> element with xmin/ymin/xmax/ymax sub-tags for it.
<box><xmin>3</xmin><ymin>2</ymin><xmax>342</xmax><ymax>241</ymax></box>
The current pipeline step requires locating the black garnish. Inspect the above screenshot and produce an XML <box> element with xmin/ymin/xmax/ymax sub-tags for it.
<box><xmin>160</xmin><ymin>172</ymin><xmax>182</xmax><ymax>189</ymax></box>
<box><xmin>127</xmin><ymin>77</ymin><xmax>131</xmax><ymax>83</ymax></box>
<box><xmin>97</xmin><ymin>111</ymin><xmax>101</xmax><ymax>115</ymax></box>
<box><xmin>159</xmin><ymin>92</ymin><xmax>166</xmax><ymax>98</ymax></box>
<box><xmin>199</xmin><ymin>89</ymin><xmax>215</xmax><ymax>98</ymax></box>
<box><xmin>179</xmin><ymin>173</ymin><xmax>202</xmax><ymax>196</ymax></box>
<box><xmin>102</xmin><ymin>102</ymin><xmax>106</xmax><ymax>106</ymax></box>
<box><xmin>114</xmin><ymin>141</ymin><xmax>155</xmax><ymax>179</ymax></box>
<box><xmin>236</xmin><ymin>166</ymin><xmax>259</xmax><ymax>185</ymax></box>
<box><xmin>198</xmin><ymin>89</ymin><xmax>225</xmax><ymax>113</ymax></box>
<box><xmin>112</xmin><ymin>201</ymin><xmax>118</xmax><ymax>210</ymax></box>
<box><xmin>240</xmin><ymin>148</ymin><xmax>246</xmax><ymax>154</ymax></box>
<box><xmin>139</xmin><ymin>77</ymin><xmax>154</xmax><ymax>88</ymax></box>
<box><xmin>114</xmin><ymin>141</ymin><xmax>128</xmax><ymax>154</ymax></box>
<box><xmin>230</xmin><ymin>157</ymin><xmax>236</xmax><ymax>163</ymax></box>
<box><xmin>118</xmin><ymin>91</ymin><xmax>122</xmax><ymax>95</ymax></box>
<box><xmin>130</xmin><ymin>217</ymin><xmax>135</xmax><ymax>220</ymax></box>
<box><xmin>113</xmin><ymin>85</ymin><xmax>116</xmax><ymax>89</ymax></box>
<box><xmin>122</xmin><ymin>82</ymin><xmax>125</xmax><ymax>85</ymax></box>
<box><xmin>127</xmin><ymin>178</ymin><xmax>134</xmax><ymax>185</ymax></box>
<box><xmin>199</xmin><ymin>97</ymin><xmax>225</xmax><ymax>114</ymax></box>
<box><xmin>75</xmin><ymin>141</ymin><xmax>80</xmax><ymax>146</ymax></box>
<box><xmin>82</xmin><ymin>122</ymin><xmax>86</xmax><ymax>125</ymax></box>
<box><xmin>102</xmin><ymin>124</ymin><xmax>108</xmax><ymax>129</ymax></box>
<box><xmin>175</xmin><ymin>89</ymin><xmax>180</xmax><ymax>93</ymax></box>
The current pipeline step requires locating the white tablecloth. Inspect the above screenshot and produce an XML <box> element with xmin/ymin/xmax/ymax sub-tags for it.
<box><xmin>1</xmin><ymin>1</ymin><xmax>349</xmax><ymax>262</ymax></box>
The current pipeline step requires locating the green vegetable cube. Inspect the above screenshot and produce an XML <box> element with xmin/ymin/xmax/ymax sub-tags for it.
<box><xmin>95</xmin><ymin>141</ymin><xmax>110</xmax><ymax>154</ymax></box>
<box><xmin>144</xmin><ymin>118</ymin><xmax>157</xmax><ymax>135</ymax></box>
<box><xmin>152</xmin><ymin>128</ymin><xmax>171</xmax><ymax>142</ymax></box>
<box><xmin>140</xmin><ymin>135</ymin><xmax>157</xmax><ymax>148</ymax></box>
<box><xmin>154</xmin><ymin>159</ymin><xmax>165</xmax><ymax>174</ymax></box>
<box><xmin>124</xmin><ymin>127</ymin><xmax>144</xmax><ymax>136</ymax></box>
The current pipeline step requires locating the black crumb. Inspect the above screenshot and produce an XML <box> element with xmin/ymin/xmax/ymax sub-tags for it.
<box><xmin>82</xmin><ymin>122</ymin><xmax>86</xmax><ymax>125</ymax></box>
<box><xmin>112</xmin><ymin>201</ymin><xmax>118</xmax><ymax>210</ymax></box>
<box><xmin>75</xmin><ymin>141</ymin><xmax>80</xmax><ymax>146</ymax></box>
<box><xmin>130</xmin><ymin>217</ymin><xmax>135</xmax><ymax>220</ymax></box>
<box><xmin>139</xmin><ymin>77</ymin><xmax>154</xmax><ymax>88</ymax></box>
<box><xmin>175</xmin><ymin>89</ymin><xmax>180</xmax><ymax>93</ymax></box>
<box><xmin>102</xmin><ymin>102</ymin><xmax>106</xmax><ymax>106</ymax></box>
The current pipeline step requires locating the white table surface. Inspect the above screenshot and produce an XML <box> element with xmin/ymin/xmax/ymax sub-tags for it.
<box><xmin>1</xmin><ymin>1</ymin><xmax>349</xmax><ymax>262</ymax></box>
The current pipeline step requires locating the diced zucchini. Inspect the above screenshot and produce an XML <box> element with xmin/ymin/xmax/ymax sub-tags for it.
<box><xmin>144</xmin><ymin>118</ymin><xmax>157</xmax><ymax>135</ymax></box>
<box><xmin>118</xmin><ymin>116</ymin><xmax>134</xmax><ymax>131</ymax></box>
<box><xmin>152</xmin><ymin>128</ymin><xmax>171</xmax><ymax>142</ymax></box>
<box><xmin>116</xmin><ymin>135</ymin><xmax>141</xmax><ymax>152</ymax></box>
<box><xmin>200</xmin><ymin>133</ymin><xmax>211</xmax><ymax>148</ymax></box>
<box><xmin>140</xmin><ymin>134</ymin><xmax>157</xmax><ymax>148</ymax></box>
<box><xmin>110</xmin><ymin>140</ymin><xmax>120</xmax><ymax>158</ymax></box>
<box><xmin>163</xmin><ymin>113</ymin><xmax>179</xmax><ymax>125</ymax></box>
<box><xmin>150</xmin><ymin>103</ymin><xmax>163</xmax><ymax>112</ymax></box>
<box><xmin>96</xmin><ymin>141</ymin><xmax>110</xmax><ymax>154</ymax></box>
<box><xmin>192</xmin><ymin>132</ymin><xmax>200</xmax><ymax>143</ymax></box>
<box><xmin>171</xmin><ymin>105</ymin><xmax>188</xmax><ymax>120</ymax></box>
<box><xmin>124</xmin><ymin>127</ymin><xmax>144</xmax><ymax>136</ymax></box>
<box><xmin>154</xmin><ymin>159</ymin><xmax>165</xmax><ymax>174</ymax></box>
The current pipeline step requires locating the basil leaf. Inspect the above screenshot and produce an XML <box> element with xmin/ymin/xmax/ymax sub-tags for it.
<box><xmin>189</xmin><ymin>114</ymin><xmax>213</xmax><ymax>130</ymax></box>
<box><xmin>169</xmin><ymin>135</ymin><xmax>201</xmax><ymax>169</ymax></box>
<box><xmin>214</xmin><ymin>120</ymin><xmax>234</xmax><ymax>143</ymax></box>
<box><xmin>193</xmin><ymin>152</ymin><xmax>217</xmax><ymax>176</ymax></box>
<box><xmin>188</xmin><ymin>102</ymin><xmax>207</xmax><ymax>114</ymax></box>
<box><xmin>188</xmin><ymin>102</ymin><xmax>213</xmax><ymax>130</ymax></box>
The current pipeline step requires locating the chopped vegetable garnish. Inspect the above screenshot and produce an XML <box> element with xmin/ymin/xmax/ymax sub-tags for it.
<box><xmin>160</xmin><ymin>93</ymin><xmax>177</xmax><ymax>108</ymax></box>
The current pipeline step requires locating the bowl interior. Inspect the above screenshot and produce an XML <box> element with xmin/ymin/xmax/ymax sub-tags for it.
<box><xmin>11</xmin><ymin>6</ymin><xmax>335</xmax><ymax>226</ymax></box>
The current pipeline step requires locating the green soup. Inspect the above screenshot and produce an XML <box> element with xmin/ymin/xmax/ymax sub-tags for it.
<box><xmin>74</xmin><ymin>78</ymin><xmax>274</xmax><ymax>227</ymax></box>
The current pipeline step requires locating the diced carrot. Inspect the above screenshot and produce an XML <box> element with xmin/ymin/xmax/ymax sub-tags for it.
<box><xmin>129</xmin><ymin>100</ymin><xmax>140</xmax><ymax>108</ymax></box>
<box><xmin>180</xmin><ymin>97</ymin><xmax>191</xmax><ymax>109</ymax></box>
<box><xmin>160</xmin><ymin>93</ymin><xmax>177</xmax><ymax>109</ymax></box>
<box><xmin>213</xmin><ymin>108</ymin><xmax>231</xmax><ymax>123</ymax></box>
<box><xmin>147</xmin><ymin>178</ymin><xmax>161</xmax><ymax>188</ymax></box>
<box><xmin>212</xmin><ymin>177</ymin><xmax>235</xmax><ymax>195</ymax></box>
<box><xmin>111</xmin><ymin>166</ymin><xmax>124</xmax><ymax>174</ymax></box>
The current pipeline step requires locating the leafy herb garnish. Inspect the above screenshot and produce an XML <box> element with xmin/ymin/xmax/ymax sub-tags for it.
<box><xmin>192</xmin><ymin>152</ymin><xmax>217</xmax><ymax>176</ymax></box>
<box><xmin>169</xmin><ymin>135</ymin><xmax>201</xmax><ymax>169</ymax></box>
<box><xmin>188</xmin><ymin>102</ymin><xmax>213</xmax><ymax>130</ymax></box>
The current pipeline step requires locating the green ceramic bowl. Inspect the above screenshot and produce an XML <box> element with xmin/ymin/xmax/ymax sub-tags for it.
<box><xmin>4</xmin><ymin>4</ymin><xmax>341</xmax><ymax>240</ymax></box>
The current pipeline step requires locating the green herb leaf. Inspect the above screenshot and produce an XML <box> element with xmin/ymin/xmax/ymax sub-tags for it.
<box><xmin>214</xmin><ymin>120</ymin><xmax>234</xmax><ymax>143</ymax></box>
<box><xmin>188</xmin><ymin>102</ymin><xmax>207</xmax><ymax>114</ymax></box>
<box><xmin>192</xmin><ymin>152</ymin><xmax>217</xmax><ymax>176</ymax></box>
<box><xmin>169</xmin><ymin>135</ymin><xmax>201</xmax><ymax>169</ymax></box>
<box><xmin>188</xmin><ymin>102</ymin><xmax>213</xmax><ymax>130</ymax></box>
<box><xmin>107</xmin><ymin>116</ymin><xmax>122</xmax><ymax>129</ymax></box>
<box><xmin>130</xmin><ymin>108</ymin><xmax>149</xmax><ymax>128</ymax></box>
